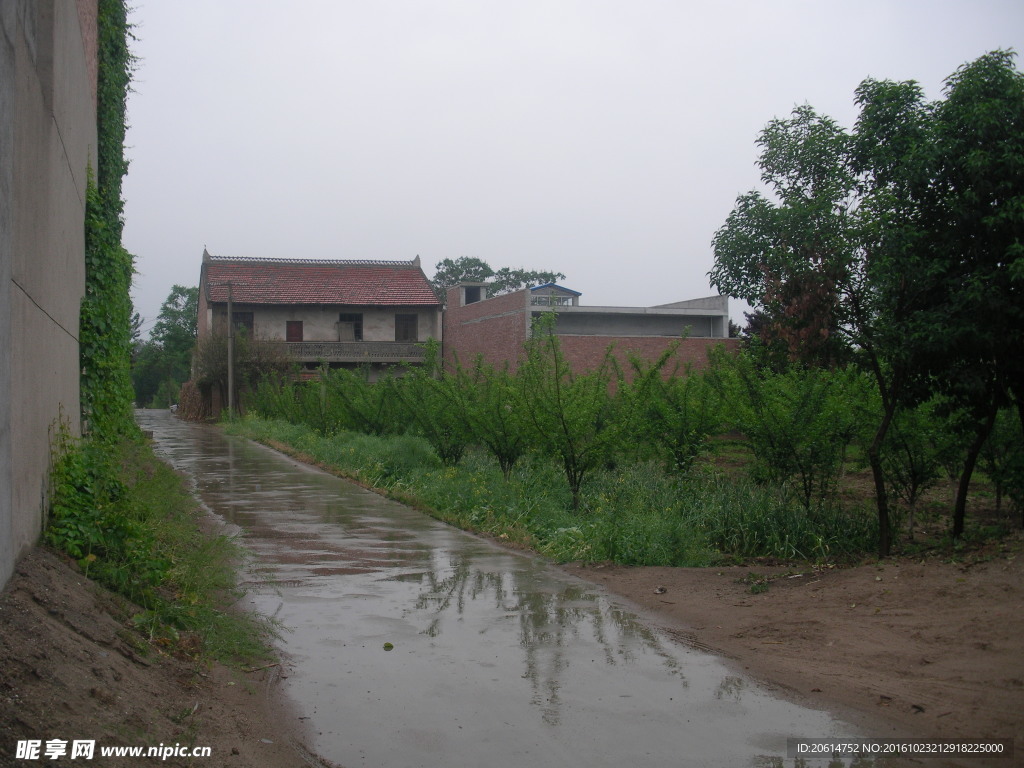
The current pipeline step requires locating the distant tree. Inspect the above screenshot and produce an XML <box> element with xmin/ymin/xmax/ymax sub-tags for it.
<box><xmin>130</xmin><ymin>285</ymin><xmax>198</xmax><ymax>406</ymax></box>
<box><xmin>430</xmin><ymin>256</ymin><xmax>565</xmax><ymax>305</ymax></box>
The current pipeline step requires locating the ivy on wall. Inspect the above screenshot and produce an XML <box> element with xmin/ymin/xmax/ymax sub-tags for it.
<box><xmin>79</xmin><ymin>0</ymin><xmax>134</xmax><ymax>440</ymax></box>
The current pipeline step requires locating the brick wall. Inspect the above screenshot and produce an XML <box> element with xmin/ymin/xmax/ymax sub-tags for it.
<box><xmin>558</xmin><ymin>335</ymin><xmax>740</xmax><ymax>381</ymax></box>
<box><xmin>442</xmin><ymin>288</ymin><xmax>530</xmax><ymax>370</ymax></box>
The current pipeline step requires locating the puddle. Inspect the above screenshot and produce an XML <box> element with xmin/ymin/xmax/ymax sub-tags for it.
<box><xmin>138</xmin><ymin>410</ymin><xmax>864</xmax><ymax>767</ymax></box>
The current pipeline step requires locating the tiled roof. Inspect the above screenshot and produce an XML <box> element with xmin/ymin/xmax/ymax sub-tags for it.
<box><xmin>202</xmin><ymin>256</ymin><xmax>440</xmax><ymax>306</ymax></box>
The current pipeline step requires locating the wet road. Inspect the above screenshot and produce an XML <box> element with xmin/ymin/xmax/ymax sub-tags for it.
<box><xmin>138</xmin><ymin>410</ymin><xmax>857</xmax><ymax>767</ymax></box>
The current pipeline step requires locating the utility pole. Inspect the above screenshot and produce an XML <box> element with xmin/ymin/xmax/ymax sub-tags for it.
<box><xmin>226</xmin><ymin>282</ymin><xmax>234</xmax><ymax>419</ymax></box>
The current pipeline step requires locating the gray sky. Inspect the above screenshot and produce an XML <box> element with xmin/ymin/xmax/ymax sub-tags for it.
<box><xmin>122</xmin><ymin>0</ymin><xmax>1024</xmax><ymax>336</ymax></box>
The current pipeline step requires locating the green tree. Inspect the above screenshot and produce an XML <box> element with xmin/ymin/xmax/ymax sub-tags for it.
<box><xmin>394</xmin><ymin>341</ymin><xmax>471</xmax><ymax>466</ymax></box>
<box><xmin>131</xmin><ymin>285</ymin><xmax>198</xmax><ymax>406</ymax></box>
<box><xmin>623</xmin><ymin>346</ymin><xmax>724</xmax><ymax>473</ymax></box>
<box><xmin>909</xmin><ymin>51</ymin><xmax>1024</xmax><ymax>536</ymax></box>
<box><xmin>449</xmin><ymin>356</ymin><xmax>528</xmax><ymax>480</ymax></box>
<box><xmin>516</xmin><ymin>315</ymin><xmax>620</xmax><ymax>510</ymax></box>
<box><xmin>709</xmin><ymin>53</ymin><xmax>1023</xmax><ymax>553</ymax></box>
<box><xmin>430</xmin><ymin>256</ymin><xmax>565</xmax><ymax>305</ymax></box>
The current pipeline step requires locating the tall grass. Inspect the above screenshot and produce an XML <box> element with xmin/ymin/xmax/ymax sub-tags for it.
<box><xmin>227</xmin><ymin>416</ymin><xmax>878</xmax><ymax>565</ymax></box>
<box><xmin>47</xmin><ymin>433</ymin><xmax>275</xmax><ymax>662</ymax></box>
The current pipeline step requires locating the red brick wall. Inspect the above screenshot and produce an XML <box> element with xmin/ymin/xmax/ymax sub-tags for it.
<box><xmin>558</xmin><ymin>335</ymin><xmax>739</xmax><ymax>380</ymax></box>
<box><xmin>443</xmin><ymin>286</ymin><xmax>741</xmax><ymax>377</ymax></box>
<box><xmin>443</xmin><ymin>288</ymin><xmax>530</xmax><ymax>370</ymax></box>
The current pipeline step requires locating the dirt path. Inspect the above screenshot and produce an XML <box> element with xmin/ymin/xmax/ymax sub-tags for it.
<box><xmin>565</xmin><ymin>552</ymin><xmax>1024</xmax><ymax>754</ymax></box>
<box><xmin>2</xmin><ymin>543</ymin><xmax>1021</xmax><ymax>767</ymax></box>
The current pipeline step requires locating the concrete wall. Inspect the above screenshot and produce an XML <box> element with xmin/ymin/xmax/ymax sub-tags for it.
<box><xmin>551</xmin><ymin>310</ymin><xmax>716</xmax><ymax>338</ymax></box>
<box><xmin>0</xmin><ymin>0</ymin><xmax>97</xmax><ymax>588</ymax></box>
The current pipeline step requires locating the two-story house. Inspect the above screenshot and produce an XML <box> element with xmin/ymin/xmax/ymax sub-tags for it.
<box><xmin>197</xmin><ymin>250</ymin><xmax>442</xmax><ymax>379</ymax></box>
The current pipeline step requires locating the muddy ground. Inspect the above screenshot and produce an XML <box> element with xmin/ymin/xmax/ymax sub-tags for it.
<box><xmin>2</xmin><ymin>540</ymin><xmax>1021</xmax><ymax>767</ymax></box>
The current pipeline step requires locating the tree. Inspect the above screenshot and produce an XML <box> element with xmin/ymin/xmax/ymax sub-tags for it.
<box><xmin>430</xmin><ymin>256</ymin><xmax>566</xmax><ymax>305</ymax></box>
<box><xmin>710</xmin><ymin>51</ymin><xmax>1024</xmax><ymax>552</ymax></box>
<box><xmin>448</xmin><ymin>356</ymin><xmax>529</xmax><ymax>480</ymax></box>
<box><xmin>910</xmin><ymin>51</ymin><xmax>1024</xmax><ymax>536</ymax></box>
<box><xmin>622</xmin><ymin>345</ymin><xmax>724</xmax><ymax>474</ymax></box>
<box><xmin>516</xmin><ymin>314</ymin><xmax>620</xmax><ymax>510</ymax></box>
<box><xmin>130</xmin><ymin>286</ymin><xmax>198</xmax><ymax>407</ymax></box>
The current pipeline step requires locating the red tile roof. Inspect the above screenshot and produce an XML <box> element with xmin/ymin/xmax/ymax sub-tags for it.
<box><xmin>202</xmin><ymin>256</ymin><xmax>440</xmax><ymax>306</ymax></box>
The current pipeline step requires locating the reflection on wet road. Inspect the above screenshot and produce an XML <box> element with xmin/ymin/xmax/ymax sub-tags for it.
<box><xmin>138</xmin><ymin>411</ymin><xmax>856</xmax><ymax>767</ymax></box>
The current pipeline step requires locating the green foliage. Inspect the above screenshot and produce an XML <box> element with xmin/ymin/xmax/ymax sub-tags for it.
<box><xmin>430</xmin><ymin>256</ymin><xmax>566</xmax><ymax>304</ymax></box>
<box><xmin>979</xmin><ymin>408</ymin><xmax>1024</xmax><ymax>517</ymax></box>
<box><xmin>81</xmin><ymin>0</ymin><xmax>135</xmax><ymax>442</ymax></box>
<box><xmin>623</xmin><ymin>347</ymin><xmax>724</xmax><ymax>473</ymax></box>
<box><xmin>393</xmin><ymin>341</ymin><xmax>471</xmax><ymax>465</ymax></box>
<box><xmin>876</xmin><ymin>400</ymin><xmax>955</xmax><ymax>530</ymax></box>
<box><xmin>448</xmin><ymin>357</ymin><xmax>528</xmax><ymax>480</ymax></box>
<box><xmin>132</xmin><ymin>285</ymin><xmax>199</xmax><ymax>406</ymax></box>
<box><xmin>518</xmin><ymin>315</ymin><xmax>622</xmax><ymax>509</ymax></box>
<box><xmin>192</xmin><ymin>330</ymin><xmax>292</xmax><ymax>413</ymax></box>
<box><xmin>718</xmin><ymin>352</ymin><xmax>870</xmax><ymax>510</ymax></box>
<box><xmin>80</xmin><ymin>175</ymin><xmax>135</xmax><ymax>439</ymax></box>
<box><xmin>47</xmin><ymin>428</ymin><xmax>273</xmax><ymax>660</ymax></box>
<box><xmin>709</xmin><ymin>50</ymin><xmax>1024</xmax><ymax>552</ymax></box>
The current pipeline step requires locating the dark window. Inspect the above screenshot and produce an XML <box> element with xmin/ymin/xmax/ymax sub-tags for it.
<box><xmin>286</xmin><ymin>320</ymin><xmax>303</xmax><ymax>342</ymax></box>
<box><xmin>232</xmin><ymin>312</ymin><xmax>254</xmax><ymax>335</ymax></box>
<box><xmin>395</xmin><ymin>313</ymin><xmax>418</xmax><ymax>342</ymax></box>
<box><xmin>464</xmin><ymin>285</ymin><xmax>482</xmax><ymax>304</ymax></box>
<box><xmin>339</xmin><ymin>313</ymin><xmax>363</xmax><ymax>341</ymax></box>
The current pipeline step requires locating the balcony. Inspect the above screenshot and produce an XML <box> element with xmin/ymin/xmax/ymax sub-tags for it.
<box><xmin>268</xmin><ymin>341</ymin><xmax>426</xmax><ymax>364</ymax></box>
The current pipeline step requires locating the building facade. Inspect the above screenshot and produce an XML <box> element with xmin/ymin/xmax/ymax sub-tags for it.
<box><xmin>197</xmin><ymin>251</ymin><xmax>442</xmax><ymax>379</ymax></box>
<box><xmin>443</xmin><ymin>282</ymin><xmax>736</xmax><ymax>376</ymax></box>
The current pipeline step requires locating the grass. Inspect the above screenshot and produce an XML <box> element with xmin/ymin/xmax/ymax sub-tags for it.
<box><xmin>46</xmin><ymin>432</ymin><xmax>276</xmax><ymax>663</ymax></box>
<box><xmin>226</xmin><ymin>416</ymin><xmax>881</xmax><ymax>566</ymax></box>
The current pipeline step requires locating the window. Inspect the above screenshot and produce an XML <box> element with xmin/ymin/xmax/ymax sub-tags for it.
<box><xmin>339</xmin><ymin>313</ymin><xmax>363</xmax><ymax>341</ymax></box>
<box><xmin>286</xmin><ymin>320</ymin><xmax>303</xmax><ymax>342</ymax></box>
<box><xmin>232</xmin><ymin>312</ymin><xmax>254</xmax><ymax>335</ymax></box>
<box><xmin>395</xmin><ymin>313</ymin><xmax>418</xmax><ymax>342</ymax></box>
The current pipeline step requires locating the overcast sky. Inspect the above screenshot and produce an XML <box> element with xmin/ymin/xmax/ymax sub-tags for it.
<box><xmin>122</xmin><ymin>0</ymin><xmax>1024</xmax><ymax>336</ymax></box>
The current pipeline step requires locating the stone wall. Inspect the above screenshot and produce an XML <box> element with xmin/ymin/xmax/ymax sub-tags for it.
<box><xmin>0</xmin><ymin>0</ymin><xmax>97</xmax><ymax>588</ymax></box>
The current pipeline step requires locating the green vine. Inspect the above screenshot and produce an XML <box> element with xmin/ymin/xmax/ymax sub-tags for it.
<box><xmin>79</xmin><ymin>0</ymin><xmax>135</xmax><ymax>441</ymax></box>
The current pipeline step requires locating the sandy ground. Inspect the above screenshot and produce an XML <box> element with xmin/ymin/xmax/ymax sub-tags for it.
<box><xmin>2</xmin><ymin>541</ymin><xmax>1021</xmax><ymax>767</ymax></box>
<box><xmin>566</xmin><ymin>552</ymin><xmax>1024</xmax><ymax>756</ymax></box>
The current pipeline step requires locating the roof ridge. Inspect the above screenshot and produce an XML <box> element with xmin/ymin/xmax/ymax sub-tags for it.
<box><xmin>207</xmin><ymin>255</ymin><xmax>418</xmax><ymax>267</ymax></box>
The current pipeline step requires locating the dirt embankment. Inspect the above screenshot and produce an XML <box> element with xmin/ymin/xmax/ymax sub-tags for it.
<box><xmin>2</xmin><ymin>543</ymin><xmax>1022</xmax><ymax>767</ymax></box>
<box><xmin>0</xmin><ymin>549</ymin><xmax>317</xmax><ymax>768</ymax></box>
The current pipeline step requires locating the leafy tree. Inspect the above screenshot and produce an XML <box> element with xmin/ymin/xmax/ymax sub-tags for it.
<box><xmin>516</xmin><ymin>315</ymin><xmax>620</xmax><ymax>510</ymax></box>
<box><xmin>394</xmin><ymin>341</ymin><xmax>470</xmax><ymax>465</ymax></box>
<box><xmin>623</xmin><ymin>346</ymin><xmax>724</xmax><ymax>473</ymax></box>
<box><xmin>448</xmin><ymin>356</ymin><xmax>529</xmax><ymax>480</ymax></box>
<box><xmin>192</xmin><ymin>330</ymin><xmax>291</xmax><ymax>414</ymax></box>
<box><xmin>876</xmin><ymin>400</ymin><xmax>954</xmax><ymax>538</ymax></box>
<box><xmin>130</xmin><ymin>285</ymin><xmax>198</xmax><ymax>406</ymax></box>
<box><xmin>710</xmin><ymin>51</ymin><xmax>1024</xmax><ymax>553</ymax></box>
<box><xmin>718</xmin><ymin>353</ymin><xmax>870</xmax><ymax>511</ymax></box>
<box><xmin>430</xmin><ymin>256</ymin><xmax>565</xmax><ymax>305</ymax></box>
<box><xmin>908</xmin><ymin>51</ymin><xmax>1024</xmax><ymax>536</ymax></box>
<box><xmin>979</xmin><ymin>408</ymin><xmax>1024</xmax><ymax>522</ymax></box>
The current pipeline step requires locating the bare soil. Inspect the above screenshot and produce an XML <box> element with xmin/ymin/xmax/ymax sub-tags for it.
<box><xmin>2</xmin><ymin>537</ymin><xmax>1021</xmax><ymax>767</ymax></box>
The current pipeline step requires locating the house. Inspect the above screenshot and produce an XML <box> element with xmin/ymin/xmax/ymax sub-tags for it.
<box><xmin>442</xmin><ymin>282</ymin><xmax>736</xmax><ymax>376</ymax></box>
<box><xmin>197</xmin><ymin>250</ymin><xmax>442</xmax><ymax>378</ymax></box>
